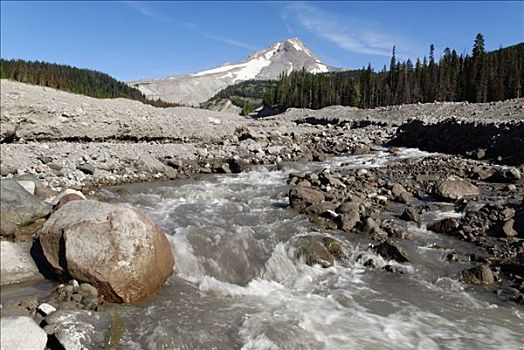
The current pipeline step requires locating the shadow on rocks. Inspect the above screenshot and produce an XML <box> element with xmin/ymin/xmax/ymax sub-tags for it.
<box><xmin>30</xmin><ymin>238</ymin><xmax>60</xmax><ymax>281</ymax></box>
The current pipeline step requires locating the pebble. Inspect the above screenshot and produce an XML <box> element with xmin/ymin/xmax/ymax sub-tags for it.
<box><xmin>37</xmin><ymin>303</ymin><xmax>57</xmax><ymax>317</ymax></box>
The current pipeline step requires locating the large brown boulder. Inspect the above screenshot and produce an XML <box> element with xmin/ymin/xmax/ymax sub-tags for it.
<box><xmin>39</xmin><ymin>200</ymin><xmax>174</xmax><ymax>304</ymax></box>
<box><xmin>434</xmin><ymin>176</ymin><xmax>480</xmax><ymax>201</ymax></box>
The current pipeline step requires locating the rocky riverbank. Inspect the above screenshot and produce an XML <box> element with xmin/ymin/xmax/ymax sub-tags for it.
<box><xmin>2</xmin><ymin>80</ymin><xmax>523</xmax><ymax>192</ymax></box>
<box><xmin>287</xmin><ymin>152</ymin><xmax>524</xmax><ymax>302</ymax></box>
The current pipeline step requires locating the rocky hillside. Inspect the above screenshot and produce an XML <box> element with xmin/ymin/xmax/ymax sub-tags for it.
<box><xmin>0</xmin><ymin>79</ymin><xmax>246</xmax><ymax>144</ymax></box>
<box><xmin>128</xmin><ymin>38</ymin><xmax>335</xmax><ymax>106</ymax></box>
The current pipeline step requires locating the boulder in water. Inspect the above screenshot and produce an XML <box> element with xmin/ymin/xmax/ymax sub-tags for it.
<box><xmin>400</xmin><ymin>207</ymin><xmax>420</xmax><ymax>223</ymax></box>
<box><xmin>460</xmin><ymin>265</ymin><xmax>495</xmax><ymax>285</ymax></box>
<box><xmin>227</xmin><ymin>157</ymin><xmax>251</xmax><ymax>173</ymax></box>
<box><xmin>373</xmin><ymin>240</ymin><xmax>409</xmax><ymax>262</ymax></box>
<box><xmin>294</xmin><ymin>236</ymin><xmax>344</xmax><ymax>268</ymax></box>
<box><xmin>39</xmin><ymin>200</ymin><xmax>175</xmax><ymax>304</ymax></box>
<box><xmin>428</xmin><ymin>218</ymin><xmax>461</xmax><ymax>234</ymax></box>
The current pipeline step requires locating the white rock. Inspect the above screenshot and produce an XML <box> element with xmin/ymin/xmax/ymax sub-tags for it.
<box><xmin>16</xmin><ymin>180</ymin><xmax>36</xmax><ymax>195</ymax></box>
<box><xmin>208</xmin><ymin>117</ymin><xmax>221</xmax><ymax>125</ymax></box>
<box><xmin>0</xmin><ymin>241</ymin><xmax>43</xmax><ymax>285</ymax></box>
<box><xmin>48</xmin><ymin>189</ymin><xmax>86</xmax><ymax>205</ymax></box>
<box><xmin>37</xmin><ymin>303</ymin><xmax>57</xmax><ymax>317</ymax></box>
<box><xmin>0</xmin><ymin>316</ymin><xmax>48</xmax><ymax>350</ymax></box>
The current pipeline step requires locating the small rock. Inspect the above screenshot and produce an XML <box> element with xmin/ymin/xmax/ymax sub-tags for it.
<box><xmin>361</xmin><ymin>217</ymin><xmax>380</xmax><ymax>235</ymax></box>
<box><xmin>82</xmin><ymin>296</ymin><xmax>100</xmax><ymax>311</ymax></box>
<box><xmin>295</xmin><ymin>238</ymin><xmax>334</xmax><ymax>268</ymax></box>
<box><xmin>164</xmin><ymin>167</ymin><xmax>177</xmax><ymax>179</ymax></box>
<box><xmin>77</xmin><ymin>164</ymin><xmax>95</xmax><ymax>175</ymax></box>
<box><xmin>37</xmin><ymin>303</ymin><xmax>57</xmax><ymax>317</ymax></box>
<box><xmin>321</xmin><ymin>237</ymin><xmax>344</xmax><ymax>257</ymax></box>
<box><xmin>336</xmin><ymin>201</ymin><xmax>360</xmax><ymax>214</ymax></box>
<box><xmin>71</xmin><ymin>293</ymin><xmax>83</xmax><ymax>303</ymax></box>
<box><xmin>78</xmin><ymin>283</ymin><xmax>98</xmax><ymax>297</ymax></box>
<box><xmin>397</xmin><ymin>191</ymin><xmax>413</xmax><ymax>204</ymax></box>
<box><xmin>427</xmin><ymin>218</ymin><xmax>460</xmax><ymax>234</ymax></box>
<box><xmin>502</xmin><ymin>219</ymin><xmax>518</xmax><ymax>237</ymax></box>
<box><xmin>228</xmin><ymin>158</ymin><xmax>251</xmax><ymax>173</ymax></box>
<box><xmin>47</xmin><ymin>163</ymin><xmax>63</xmax><ymax>171</ymax></box>
<box><xmin>289</xmin><ymin>186</ymin><xmax>325</xmax><ymax>213</ymax></box>
<box><xmin>474</xmin><ymin>148</ymin><xmax>486</xmax><ymax>159</ymax></box>
<box><xmin>217</xmin><ymin>163</ymin><xmax>231</xmax><ymax>174</ymax></box>
<box><xmin>166</xmin><ymin>159</ymin><xmax>183</xmax><ymax>169</ymax></box>
<box><xmin>400</xmin><ymin>207</ymin><xmax>420</xmax><ymax>223</ymax></box>
<box><xmin>50</xmin><ymin>189</ymin><xmax>86</xmax><ymax>206</ymax></box>
<box><xmin>383</xmin><ymin>264</ymin><xmax>404</xmax><ymax>273</ymax></box>
<box><xmin>296</xmin><ymin>179</ymin><xmax>312</xmax><ymax>187</ymax></box>
<box><xmin>34</xmin><ymin>165</ymin><xmax>46</xmax><ymax>173</ymax></box>
<box><xmin>56</xmin><ymin>193</ymin><xmax>84</xmax><ymax>209</ymax></box>
<box><xmin>39</xmin><ymin>156</ymin><xmax>53</xmax><ymax>164</ymax></box>
<box><xmin>434</xmin><ymin>176</ymin><xmax>480</xmax><ymax>201</ymax></box>
<box><xmin>391</xmin><ymin>183</ymin><xmax>408</xmax><ymax>198</ymax></box>
<box><xmin>353</xmin><ymin>145</ymin><xmax>370</xmax><ymax>155</ymax></box>
<box><xmin>324</xmin><ymin>174</ymin><xmax>345</xmax><ymax>188</ymax></box>
<box><xmin>338</xmin><ymin>209</ymin><xmax>360</xmax><ymax>232</ymax></box>
<box><xmin>460</xmin><ymin>265</ymin><xmax>495</xmax><ymax>285</ymax></box>
<box><xmin>69</xmin><ymin>279</ymin><xmax>79</xmax><ymax>288</ymax></box>
<box><xmin>387</xmin><ymin>146</ymin><xmax>401</xmax><ymax>154</ymax></box>
<box><xmin>373</xmin><ymin>240</ymin><xmax>409</xmax><ymax>262</ymax></box>
<box><xmin>267</xmin><ymin>146</ymin><xmax>283</xmax><ymax>155</ymax></box>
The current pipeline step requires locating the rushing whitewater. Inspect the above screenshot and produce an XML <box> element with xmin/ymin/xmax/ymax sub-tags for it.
<box><xmin>97</xmin><ymin>149</ymin><xmax>523</xmax><ymax>350</ymax></box>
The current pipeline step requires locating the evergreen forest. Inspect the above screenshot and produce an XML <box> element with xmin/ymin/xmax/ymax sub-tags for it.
<box><xmin>265</xmin><ymin>34</ymin><xmax>524</xmax><ymax>110</ymax></box>
<box><xmin>0</xmin><ymin>59</ymin><xmax>180</xmax><ymax>108</ymax></box>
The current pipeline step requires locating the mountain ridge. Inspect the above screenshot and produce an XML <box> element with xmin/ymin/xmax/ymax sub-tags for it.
<box><xmin>128</xmin><ymin>38</ymin><xmax>338</xmax><ymax>106</ymax></box>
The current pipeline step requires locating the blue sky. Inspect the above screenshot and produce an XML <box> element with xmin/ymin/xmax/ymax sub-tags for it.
<box><xmin>1</xmin><ymin>1</ymin><xmax>523</xmax><ymax>81</ymax></box>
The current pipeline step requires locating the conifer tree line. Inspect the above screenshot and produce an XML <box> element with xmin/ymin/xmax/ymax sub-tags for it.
<box><xmin>266</xmin><ymin>34</ymin><xmax>524</xmax><ymax>110</ymax></box>
<box><xmin>0</xmin><ymin>59</ymin><xmax>180</xmax><ymax>107</ymax></box>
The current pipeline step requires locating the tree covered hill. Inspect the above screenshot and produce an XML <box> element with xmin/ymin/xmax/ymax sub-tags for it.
<box><xmin>266</xmin><ymin>34</ymin><xmax>524</xmax><ymax>110</ymax></box>
<box><xmin>201</xmin><ymin>79</ymin><xmax>276</xmax><ymax>115</ymax></box>
<box><xmin>0</xmin><ymin>59</ymin><xmax>179</xmax><ymax>107</ymax></box>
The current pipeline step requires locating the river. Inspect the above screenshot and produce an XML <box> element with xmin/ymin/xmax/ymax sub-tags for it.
<box><xmin>91</xmin><ymin>147</ymin><xmax>524</xmax><ymax>349</ymax></box>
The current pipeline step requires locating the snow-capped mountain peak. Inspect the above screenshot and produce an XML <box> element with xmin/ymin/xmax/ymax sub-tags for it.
<box><xmin>129</xmin><ymin>38</ymin><xmax>335</xmax><ymax>106</ymax></box>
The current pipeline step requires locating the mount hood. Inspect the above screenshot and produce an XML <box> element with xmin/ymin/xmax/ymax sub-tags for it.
<box><xmin>129</xmin><ymin>38</ymin><xmax>334</xmax><ymax>106</ymax></box>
